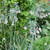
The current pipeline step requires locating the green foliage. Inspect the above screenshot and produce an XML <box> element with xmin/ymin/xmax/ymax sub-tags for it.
<box><xmin>0</xmin><ymin>0</ymin><xmax>50</xmax><ymax>50</ymax></box>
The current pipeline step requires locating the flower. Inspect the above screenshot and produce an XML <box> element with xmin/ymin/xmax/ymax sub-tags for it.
<box><xmin>48</xmin><ymin>13</ymin><xmax>50</xmax><ymax>15</ymax></box>
<box><xmin>24</xmin><ymin>26</ymin><xmax>27</xmax><ymax>30</ymax></box>
<box><xmin>34</xmin><ymin>33</ymin><xmax>36</xmax><ymax>35</ymax></box>
<box><xmin>29</xmin><ymin>29</ymin><xmax>33</xmax><ymax>34</ymax></box>
<box><xmin>38</xmin><ymin>35</ymin><xmax>41</xmax><ymax>38</ymax></box>
<box><xmin>35</xmin><ymin>12</ymin><xmax>39</xmax><ymax>16</ymax></box>
<box><xmin>42</xmin><ymin>9</ymin><xmax>45</xmax><ymax>12</ymax></box>
<box><xmin>2</xmin><ymin>38</ymin><xmax>6</xmax><ymax>41</ymax></box>
<box><xmin>39</xmin><ymin>27</ymin><xmax>42</xmax><ymax>32</ymax></box>
<box><xmin>40</xmin><ymin>15</ymin><xmax>46</xmax><ymax>18</ymax></box>
<box><xmin>16</xmin><ymin>10</ymin><xmax>20</xmax><ymax>13</ymax></box>
<box><xmin>14</xmin><ymin>16</ymin><xmax>18</xmax><ymax>22</ymax></box>
<box><xmin>46</xmin><ymin>14</ymin><xmax>48</xmax><ymax>16</ymax></box>
<box><xmin>4</xmin><ymin>19</ymin><xmax>8</xmax><ymax>24</ymax></box>
<box><xmin>16</xmin><ymin>18</ymin><xmax>18</xmax><ymax>21</ymax></box>
<box><xmin>15</xmin><ymin>18</ymin><xmax>18</xmax><ymax>22</ymax></box>
<box><xmin>10</xmin><ymin>9</ymin><xmax>15</xmax><ymax>12</ymax></box>
<box><xmin>44</xmin><ymin>43</ymin><xmax>47</xmax><ymax>45</ymax></box>
<box><xmin>9</xmin><ymin>16</ymin><xmax>12</xmax><ymax>20</ymax></box>
<box><xmin>26</xmin><ymin>39</ymin><xmax>29</xmax><ymax>41</ymax></box>
<box><xmin>11</xmin><ymin>21</ymin><xmax>14</xmax><ymax>26</ymax></box>
<box><xmin>37</xmin><ymin>30</ymin><xmax>39</xmax><ymax>34</ymax></box>
<box><xmin>0</xmin><ymin>18</ymin><xmax>1</xmax><ymax>23</ymax></box>
<box><xmin>40</xmin><ymin>15</ymin><xmax>43</xmax><ymax>18</ymax></box>
<box><xmin>36</xmin><ymin>3</ymin><xmax>41</xmax><ymax>6</ymax></box>
<box><xmin>43</xmin><ymin>15</ymin><xmax>46</xmax><ymax>18</ymax></box>
<box><xmin>30</xmin><ymin>11</ymin><xmax>34</xmax><ymax>15</ymax></box>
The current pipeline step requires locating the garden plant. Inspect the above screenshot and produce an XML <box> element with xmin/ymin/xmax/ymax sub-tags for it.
<box><xmin>0</xmin><ymin>0</ymin><xmax>50</xmax><ymax>50</ymax></box>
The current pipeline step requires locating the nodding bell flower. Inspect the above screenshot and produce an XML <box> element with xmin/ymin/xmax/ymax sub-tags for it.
<box><xmin>0</xmin><ymin>18</ymin><xmax>1</xmax><ymax>23</ymax></box>
<box><xmin>10</xmin><ymin>9</ymin><xmax>15</xmax><ymax>12</ymax></box>
<box><xmin>15</xmin><ymin>18</ymin><xmax>18</xmax><ymax>22</ymax></box>
<box><xmin>38</xmin><ymin>35</ymin><xmax>41</xmax><ymax>38</ymax></box>
<box><xmin>39</xmin><ymin>27</ymin><xmax>42</xmax><ymax>32</ymax></box>
<box><xmin>42</xmin><ymin>9</ymin><xmax>45</xmax><ymax>12</ymax></box>
<box><xmin>29</xmin><ymin>29</ymin><xmax>33</xmax><ymax>34</ymax></box>
<box><xmin>2</xmin><ymin>38</ymin><xmax>6</xmax><ymax>41</ymax></box>
<box><xmin>16</xmin><ymin>10</ymin><xmax>20</xmax><ymax>13</ymax></box>
<box><xmin>40</xmin><ymin>15</ymin><xmax>46</xmax><ymax>18</ymax></box>
<box><xmin>44</xmin><ymin>43</ymin><xmax>47</xmax><ymax>45</ymax></box>
<box><xmin>24</xmin><ymin>26</ymin><xmax>27</xmax><ymax>30</ymax></box>
<box><xmin>4</xmin><ymin>19</ymin><xmax>8</xmax><ymax>24</ymax></box>
<box><xmin>48</xmin><ymin>13</ymin><xmax>50</xmax><ymax>15</ymax></box>
<box><xmin>14</xmin><ymin>16</ymin><xmax>18</xmax><ymax>22</ymax></box>
<box><xmin>37</xmin><ymin>30</ymin><xmax>39</xmax><ymax>34</ymax></box>
<box><xmin>34</xmin><ymin>33</ymin><xmax>36</xmax><ymax>35</ymax></box>
<box><xmin>9</xmin><ymin>16</ymin><xmax>12</xmax><ymax>21</ymax></box>
<box><xmin>11</xmin><ymin>21</ymin><xmax>14</xmax><ymax>26</ymax></box>
<box><xmin>30</xmin><ymin>11</ymin><xmax>34</xmax><ymax>15</ymax></box>
<box><xmin>46</xmin><ymin>14</ymin><xmax>48</xmax><ymax>16</ymax></box>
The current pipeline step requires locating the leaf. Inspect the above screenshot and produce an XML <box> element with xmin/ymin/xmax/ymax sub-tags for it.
<box><xmin>21</xmin><ymin>38</ymin><xmax>26</xmax><ymax>50</ymax></box>
<box><xmin>44</xmin><ymin>6</ymin><xmax>50</xmax><ymax>11</ymax></box>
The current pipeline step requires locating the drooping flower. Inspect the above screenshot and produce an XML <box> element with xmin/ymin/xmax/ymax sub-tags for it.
<box><xmin>43</xmin><ymin>15</ymin><xmax>46</xmax><ymax>18</ymax></box>
<box><xmin>39</xmin><ymin>27</ymin><xmax>42</xmax><ymax>32</ymax></box>
<box><xmin>42</xmin><ymin>9</ymin><xmax>45</xmax><ymax>12</ymax></box>
<box><xmin>44</xmin><ymin>43</ymin><xmax>47</xmax><ymax>45</ymax></box>
<box><xmin>48</xmin><ymin>13</ymin><xmax>50</xmax><ymax>15</ymax></box>
<box><xmin>2</xmin><ymin>38</ymin><xmax>6</xmax><ymax>41</ymax></box>
<box><xmin>36</xmin><ymin>3</ymin><xmax>41</xmax><ymax>6</ymax></box>
<box><xmin>16</xmin><ymin>10</ymin><xmax>20</xmax><ymax>13</ymax></box>
<box><xmin>9</xmin><ymin>16</ymin><xmax>12</xmax><ymax>20</ymax></box>
<box><xmin>15</xmin><ymin>18</ymin><xmax>18</xmax><ymax>22</ymax></box>
<box><xmin>38</xmin><ymin>35</ymin><xmax>41</xmax><ymax>38</ymax></box>
<box><xmin>40</xmin><ymin>14</ymin><xmax>46</xmax><ymax>18</ymax></box>
<box><xmin>4</xmin><ymin>19</ymin><xmax>8</xmax><ymax>24</ymax></box>
<box><xmin>30</xmin><ymin>11</ymin><xmax>34</xmax><ymax>15</ymax></box>
<box><xmin>11</xmin><ymin>21</ymin><xmax>14</xmax><ymax>26</ymax></box>
<box><xmin>40</xmin><ymin>15</ymin><xmax>43</xmax><ymax>18</ymax></box>
<box><xmin>14</xmin><ymin>16</ymin><xmax>18</xmax><ymax>22</ymax></box>
<box><xmin>34</xmin><ymin>33</ymin><xmax>36</xmax><ymax>35</ymax></box>
<box><xmin>37</xmin><ymin>30</ymin><xmax>39</xmax><ymax>34</ymax></box>
<box><xmin>29</xmin><ymin>29</ymin><xmax>33</xmax><ymax>34</ymax></box>
<box><xmin>10</xmin><ymin>9</ymin><xmax>15</xmax><ymax>12</ymax></box>
<box><xmin>46</xmin><ymin>14</ymin><xmax>48</xmax><ymax>16</ymax></box>
<box><xmin>24</xmin><ymin>26</ymin><xmax>27</xmax><ymax>30</ymax></box>
<box><xmin>0</xmin><ymin>18</ymin><xmax>1</xmax><ymax>23</ymax></box>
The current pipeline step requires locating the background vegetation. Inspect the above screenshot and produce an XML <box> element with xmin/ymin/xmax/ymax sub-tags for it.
<box><xmin>0</xmin><ymin>0</ymin><xmax>50</xmax><ymax>50</ymax></box>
